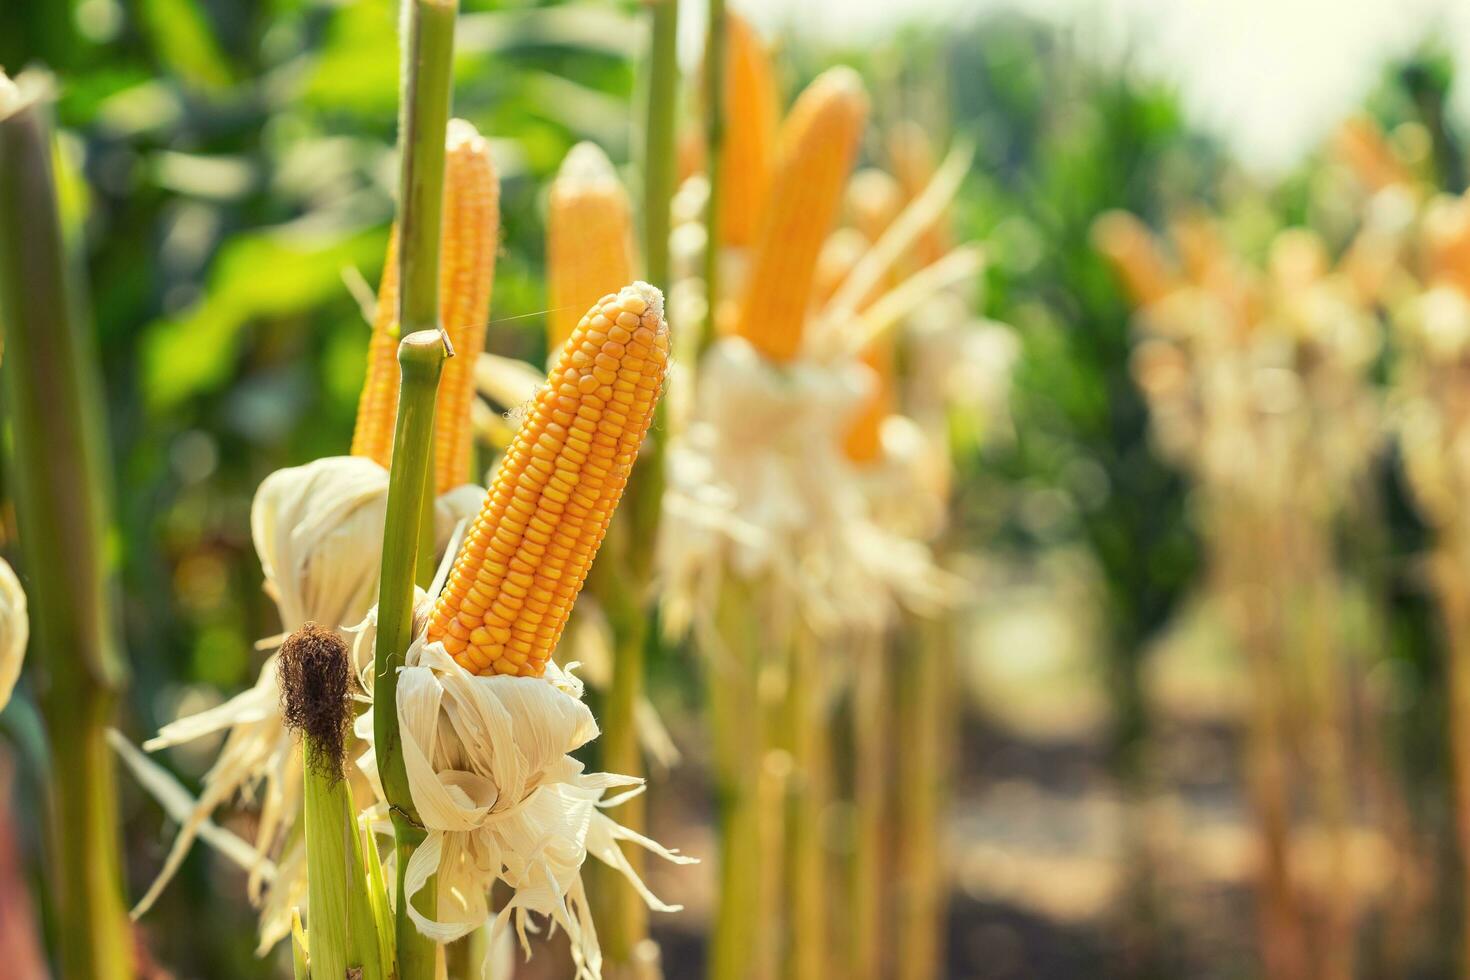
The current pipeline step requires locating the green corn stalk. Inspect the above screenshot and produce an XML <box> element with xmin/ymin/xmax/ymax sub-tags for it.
<box><xmin>0</xmin><ymin>70</ymin><xmax>133</xmax><ymax>980</ymax></box>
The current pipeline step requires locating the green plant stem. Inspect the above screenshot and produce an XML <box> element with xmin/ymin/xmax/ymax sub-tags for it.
<box><xmin>709</xmin><ymin>578</ymin><xmax>762</xmax><ymax>980</ymax></box>
<box><xmin>850</xmin><ymin>629</ymin><xmax>889</xmax><ymax>980</ymax></box>
<box><xmin>373</xmin><ymin>331</ymin><xmax>449</xmax><ymax>980</ymax></box>
<box><xmin>701</xmin><ymin>0</ymin><xmax>727</xmax><ymax>357</ymax></box>
<box><xmin>587</xmin><ymin>13</ymin><xmax>681</xmax><ymax>962</ymax></box>
<box><xmin>303</xmin><ymin>741</ymin><xmax>351</xmax><ymax>980</ymax></box>
<box><xmin>0</xmin><ymin>71</ymin><xmax>133</xmax><ymax>980</ymax></box>
<box><xmin>640</xmin><ymin>0</ymin><xmax>679</xmax><ymax>296</ymax></box>
<box><xmin>588</xmin><ymin>524</ymin><xmax>651</xmax><ymax>975</ymax></box>
<box><xmin>392</xmin><ymin>817</ymin><xmax>438</xmax><ymax>980</ymax></box>
<box><xmin>894</xmin><ymin>612</ymin><xmax>952</xmax><ymax>980</ymax></box>
<box><xmin>785</xmin><ymin>627</ymin><xmax>827</xmax><ymax>980</ymax></box>
<box><xmin>384</xmin><ymin>1</ymin><xmax>457</xmax><ymax>970</ymax></box>
<box><xmin>397</xmin><ymin>0</ymin><xmax>457</xmax><ymax>339</ymax></box>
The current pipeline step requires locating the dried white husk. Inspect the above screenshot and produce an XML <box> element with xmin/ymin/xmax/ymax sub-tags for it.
<box><xmin>0</xmin><ymin>557</ymin><xmax>27</xmax><ymax>713</ymax></box>
<box><xmin>351</xmin><ymin>599</ymin><xmax>694</xmax><ymax>980</ymax></box>
<box><xmin>658</xmin><ymin>336</ymin><xmax>929</xmax><ymax>642</ymax></box>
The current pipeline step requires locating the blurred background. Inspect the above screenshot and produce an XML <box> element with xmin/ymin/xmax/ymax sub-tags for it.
<box><xmin>11</xmin><ymin>0</ymin><xmax>1470</xmax><ymax>977</ymax></box>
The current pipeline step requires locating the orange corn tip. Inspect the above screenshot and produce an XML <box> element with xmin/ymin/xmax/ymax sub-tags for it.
<box><xmin>717</xmin><ymin>11</ymin><xmax>780</xmax><ymax>251</ymax></box>
<box><xmin>352</xmin><ymin>119</ymin><xmax>500</xmax><ymax>494</ymax></box>
<box><xmin>1090</xmin><ymin>210</ymin><xmax>1179</xmax><ymax>308</ymax></box>
<box><xmin>735</xmin><ymin>65</ymin><xmax>870</xmax><ymax>363</ymax></box>
<box><xmin>547</xmin><ymin>142</ymin><xmax>637</xmax><ymax>352</ymax></box>
<box><xmin>428</xmin><ymin>282</ymin><xmax>671</xmax><ymax>678</ymax></box>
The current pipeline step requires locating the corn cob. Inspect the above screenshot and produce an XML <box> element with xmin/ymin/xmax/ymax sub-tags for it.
<box><xmin>843</xmin><ymin>339</ymin><xmax>895</xmax><ymax>465</ymax></box>
<box><xmin>352</xmin><ymin>119</ymin><xmax>500</xmax><ymax>493</ymax></box>
<box><xmin>717</xmin><ymin>12</ymin><xmax>780</xmax><ymax>250</ymax></box>
<box><xmin>735</xmin><ymin>66</ymin><xmax>869</xmax><ymax>363</ymax></box>
<box><xmin>428</xmin><ymin>282</ymin><xmax>671</xmax><ymax>677</ymax></box>
<box><xmin>1091</xmin><ymin>210</ymin><xmax>1178</xmax><ymax>307</ymax></box>
<box><xmin>848</xmin><ymin>168</ymin><xmax>903</xmax><ymax>245</ymax></box>
<box><xmin>547</xmin><ymin>143</ymin><xmax>637</xmax><ymax>351</ymax></box>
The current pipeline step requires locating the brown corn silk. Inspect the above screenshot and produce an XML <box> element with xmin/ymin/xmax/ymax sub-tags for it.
<box><xmin>428</xmin><ymin>283</ymin><xmax>671</xmax><ymax>677</ymax></box>
<box><xmin>735</xmin><ymin>66</ymin><xmax>869</xmax><ymax>363</ymax></box>
<box><xmin>547</xmin><ymin>143</ymin><xmax>637</xmax><ymax>351</ymax></box>
<box><xmin>717</xmin><ymin>12</ymin><xmax>780</xmax><ymax>250</ymax></box>
<box><xmin>352</xmin><ymin>119</ymin><xmax>500</xmax><ymax>492</ymax></box>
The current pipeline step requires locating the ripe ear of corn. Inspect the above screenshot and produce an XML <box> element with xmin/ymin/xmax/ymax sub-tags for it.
<box><xmin>844</xmin><ymin>339</ymin><xmax>895</xmax><ymax>465</ymax></box>
<box><xmin>735</xmin><ymin>66</ymin><xmax>869</xmax><ymax>363</ymax></box>
<box><xmin>428</xmin><ymin>282</ymin><xmax>671</xmax><ymax>677</ymax></box>
<box><xmin>717</xmin><ymin>12</ymin><xmax>780</xmax><ymax>251</ymax></box>
<box><xmin>352</xmin><ymin>119</ymin><xmax>500</xmax><ymax>493</ymax></box>
<box><xmin>547</xmin><ymin>143</ymin><xmax>637</xmax><ymax>351</ymax></box>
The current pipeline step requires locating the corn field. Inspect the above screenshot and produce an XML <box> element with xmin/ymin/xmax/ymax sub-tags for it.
<box><xmin>7</xmin><ymin>2</ymin><xmax>1470</xmax><ymax>979</ymax></box>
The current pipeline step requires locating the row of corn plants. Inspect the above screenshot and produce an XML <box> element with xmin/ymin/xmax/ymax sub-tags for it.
<box><xmin>1093</xmin><ymin>106</ymin><xmax>1470</xmax><ymax>977</ymax></box>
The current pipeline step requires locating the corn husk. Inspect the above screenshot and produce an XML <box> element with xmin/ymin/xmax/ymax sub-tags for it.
<box><xmin>351</xmin><ymin>599</ymin><xmax>694</xmax><ymax>979</ymax></box>
<box><xmin>0</xmin><ymin>557</ymin><xmax>27</xmax><ymax>712</ymax></box>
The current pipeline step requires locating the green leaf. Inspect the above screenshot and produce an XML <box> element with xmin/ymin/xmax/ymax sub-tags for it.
<box><xmin>142</xmin><ymin>228</ymin><xmax>383</xmax><ymax>411</ymax></box>
<box><xmin>139</xmin><ymin>0</ymin><xmax>233</xmax><ymax>90</ymax></box>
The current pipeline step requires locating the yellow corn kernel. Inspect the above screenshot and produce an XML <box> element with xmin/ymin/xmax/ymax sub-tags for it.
<box><xmin>843</xmin><ymin>339</ymin><xmax>894</xmax><ymax>465</ymax></box>
<box><xmin>847</xmin><ymin>168</ymin><xmax>903</xmax><ymax>245</ymax></box>
<box><xmin>547</xmin><ymin>143</ymin><xmax>637</xmax><ymax>351</ymax></box>
<box><xmin>717</xmin><ymin>12</ymin><xmax>780</xmax><ymax>250</ymax></box>
<box><xmin>352</xmin><ymin>230</ymin><xmax>402</xmax><ymax>470</ymax></box>
<box><xmin>428</xmin><ymin>282</ymin><xmax>671</xmax><ymax>677</ymax></box>
<box><xmin>735</xmin><ymin>66</ymin><xmax>869</xmax><ymax>363</ymax></box>
<box><xmin>351</xmin><ymin>120</ymin><xmax>500</xmax><ymax>493</ymax></box>
<box><xmin>1091</xmin><ymin>210</ymin><xmax>1178</xmax><ymax>307</ymax></box>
